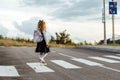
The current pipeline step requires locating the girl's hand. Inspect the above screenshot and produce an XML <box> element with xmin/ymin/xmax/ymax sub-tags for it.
<box><xmin>46</xmin><ymin>44</ymin><xmax>49</xmax><ymax>48</ymax></box>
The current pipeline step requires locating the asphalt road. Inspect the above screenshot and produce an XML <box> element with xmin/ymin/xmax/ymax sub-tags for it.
<box><xmin>0</xmin><ymin>46</ymin><xmax>120</xmax><ymax>80</ymax></box>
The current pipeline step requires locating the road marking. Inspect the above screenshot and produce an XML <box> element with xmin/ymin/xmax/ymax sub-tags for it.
<box><xmin>51</xmin><ymin>60</ymin><xmax>81</xmax><ymax>69</ymax></box>
<box><xmin>104</xmin><ymin>55</ymin><xmax>120</xmax><ymax>60</ymax></box>
<box><xmin>116</xmin><ymin>54</ymin><xmax>120</xmax><ymax>56</ymax></box>
<box><xmin>0</xmin><ymin>46</ymin><xmax>5</xmax><ymax>48</ymax></box>
<box><xmin>89</xmin><ymin>57</ymin><xmax>120</xmax><ymax>63</ymax></box>
<box><xmin>27</xmin><ymin>62</ymin><xmax>54</xmax><ymax>73</ymax></box>
<box><xmin>58</xmin><ymin>53</ymin><xmax>102</xmax><ymax>66</ymax></box>
<box><xmin>0</xmin><ymin>66</ymin><xmax>20</xmax><ymax>77</ymax></box>
<box><xmin>57</xmin><ymin>52</ymin><xmax>120</xmax><ymax>72</ymax></box>
<box><xmin>58</xmin><ymin>53</ymin><xmax>75</xmax><ymax>58</ymax></box>
<box><xmin>72</xmin><ymin>58</ymin><xmax>103</xmax><ymax>66</ymax></box>
<box><xmin>51</xmin><ymin>51</ymin><xmax>56</xmax><ymax>53</ymax></box>
<box><xmin>100</xmin><ymin>65</ymin><xmax>120</xmax><ymax>73</ymax></box>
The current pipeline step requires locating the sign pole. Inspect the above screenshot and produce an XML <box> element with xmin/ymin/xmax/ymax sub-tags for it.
<box><xmin>109</xmin><ymin>0</ymin><xmax>117</xmax><ymax>44</ymax></box>
<box><xmin>112</xmin><ymin>13</ymin><xmax>115</xmax><ymax>44</ymax></box>
<box><xmin>112</xmin><ymin>0</ymin><xmax>115</xmax><ymax>44</ymax></box>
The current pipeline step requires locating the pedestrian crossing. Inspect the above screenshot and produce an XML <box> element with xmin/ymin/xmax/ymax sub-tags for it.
<box><xmin>104</xmin><ymin>55</ymin><xmax>120</xmax><ymax>60</ymax></box>
<box><xmin>51</xmin><ymin>60</ymin><xmax>81</xmax><ymax>69</ymax></box>
<box><xmin>89</xmin><ymin>56</ymin><xmax>120</xmax><ymax>63</ymax></box>
<box><xmin>27</xmin><ymin>62</ymin><xmax>54</xmax><ymax>73</ymax></box>
<box><xmin>0</xmin><ymin>66</ymin><xmax>20</xmax><ymax>77</ymax></box>
<box><xmin>0</xmin><ymin>54</ymin><xmax>120</xmax><ymax>77</ymax></box>
<box><xmin>72</xmin><ymin>58</ymin><xmax>103</xmax><ymax>66</ymax></box>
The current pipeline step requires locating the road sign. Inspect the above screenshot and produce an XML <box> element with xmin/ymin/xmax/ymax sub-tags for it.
<box><xmin>109</xmin><ymin>2</ymin><xmax>117</xmax><ymax>14</ymax></box>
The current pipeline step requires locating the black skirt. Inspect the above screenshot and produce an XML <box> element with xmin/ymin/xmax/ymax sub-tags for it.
<box><xmin>35</xmin><ymin>40</ymin><xmax>50</xmax><ymax>53</ymax></box>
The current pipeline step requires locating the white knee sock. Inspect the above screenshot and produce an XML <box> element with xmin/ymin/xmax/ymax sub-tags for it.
<box><xmin>42</xmin><ymin>53</ymin><xmax>48</xmax><ymax>60</ymax></box>
<box><xmin>39</xmin><ymin>55</ymin><xmax>43</xmax><ymax>60</ymax></box>
<box><xmin>39</xmin><ymin>53</ymin><xmax>48</xmax><ymax>61</ymax></box>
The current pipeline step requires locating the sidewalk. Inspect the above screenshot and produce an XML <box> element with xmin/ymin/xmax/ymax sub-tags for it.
<box><xmin>78</xmin><ymin>45</ymin><xmax>120</xmax><ymax>53</ymax></box>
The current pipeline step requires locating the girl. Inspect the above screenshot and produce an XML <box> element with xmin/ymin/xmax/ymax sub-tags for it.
<box><xmin>35</xmin><ymin>20</ymin><xmax>50</xmax><ymax>65</ymax></box>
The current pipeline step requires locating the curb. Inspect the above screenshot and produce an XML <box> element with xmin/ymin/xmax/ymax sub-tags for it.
<box><xmin>78</xmin><ymin>46</ymin><xmax>120</xmax><ymax>53</ymax></box>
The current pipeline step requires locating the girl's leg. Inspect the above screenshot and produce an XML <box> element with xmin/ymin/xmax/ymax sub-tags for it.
<box><xmin>39</xmin><ymin>52</ymin><xmax>43</xmax><ymax>61</ymax></box>
<box><xmin>39</xmin><ymin>52</ymin><xmax>47</xmax><ymax>62</ymax></box>
<box><xmin>41</xmin><ymin>53</ymin><xmax>48</xmax><ymax>62</ymax></box>
<box><xmin>43</xmin><ymin>53</ymin><xmax>48</xmax><ymax>59</ymax></box>
<box><xmin>40</xmin><ymin>53</ymin><xmax>47</xmax><ymax>65</ymax></box>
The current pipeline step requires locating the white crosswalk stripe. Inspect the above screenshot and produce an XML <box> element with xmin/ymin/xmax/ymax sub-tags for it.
<box><xmin>0</xmin><ymin>66</ymin><xmax>20</xmax><ymax>77</ymax></box>
<box><xmin>89</xmin><ymin>57</ymin><xmax>120</xmax><ymax>63</ymax></box>
<box><xmin>104</xmin><ymin>55</ymin><xmax>120</xmax><ymax>60</ymax></box>
<box><xmin>51</xmin><ymin>60</ymin><xmax>81</xmax><ymax>69</ymax></box>
<box><xmin>27</xmin><ymin>62</ymin><xmax>54</xmax><ymax>73</ymax></box>
<box><xmin>72</xmin><ymin>58</ymin><xmax>103</xmax><ymax>66</ymax></box>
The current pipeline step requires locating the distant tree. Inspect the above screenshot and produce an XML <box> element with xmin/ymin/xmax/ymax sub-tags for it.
<box><xmin>27</xmin><ymin>38</ymin><xmax>31</xmax><ymax>42</ymax></box>
<box><xmin>94</xmin><ymin>41</ymin><xmax>98</xmax><ymax>45</ymax></box>
<box><xmin>115</xmin><ymin>39</ymin><xmax>120</xmax><ymax>44</ymax></box>
<box><xmin>98</xmin><ymin>40</ymin><xmax>104</xmax><ymax>45</ymax></box>
<box><xmin>84</xmin><ymin>40</ymin><xmax>88</xmax><ymax>45</ymax></box>
<box><xmin>50</xmin><ymin>36</ymin><xmax>55</xmax><ymax>43</ymax></box>
<box><xmin>107</xmin><ymin>39</ymin><xmax>111</xmax><ymax>44</ymax></box>
<box><xmin>56</xmin><ymin>32</ymin><xmax>60</xmax><ymax>44</ymax></box>
<box><xmin>0</xmin><ymin>35</ymin><xmax>3</xmax><ymax>39</ymax></box>
<box><xmin>15</xmin><ymin>38</ymin><xmax>32</xmax><ymax>42</ymax></box>
<box><xmin>55</xmin><ymin>30</ymin><xmax>72</xmax><ymax>44</ymax></box>
<box><xmin>16</xmin><ymin>38</ymin><xmax>22</xmax><ymax>42</ymax></box>
<box><xmin>88</xmin><ymin>43</ymin><xmax>92</xmax><ymax>45</ymax></box>
<box><xmin>79</xmin><ymin>42</ymin><xmax>83</xmax><ymax>45</ymax></box>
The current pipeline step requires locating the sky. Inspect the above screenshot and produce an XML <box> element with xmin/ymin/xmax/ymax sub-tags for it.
<box><xmin>0</xmin><ymin>0</ymin><xmax>120</xmax><ymax>43</ymax></box>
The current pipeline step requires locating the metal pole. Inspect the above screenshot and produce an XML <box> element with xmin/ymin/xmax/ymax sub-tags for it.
<box><xmin>112</xmin><ymin>14</ymin><xmax>115</xmax><ymax>44</ymax></box>
<box><xmin>112</xmin><ymin>0</ymin><xmax>115</xmax><ymax>44</ymax></box>
<box><xmin>103</xmin><ymin>0</ymin><xmax>107</xmax><ymax>45</ymax></box>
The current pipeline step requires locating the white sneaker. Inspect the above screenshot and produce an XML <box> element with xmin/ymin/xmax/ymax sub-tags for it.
<box><xmin>41</xmin><ymin>58</ymin><xmax>45</xmax><ymax>62</ymax></box>
<box><xmin>39</xmin><ymin>57</ymin><xmax>47</xmax><ymax>65</ymax></box>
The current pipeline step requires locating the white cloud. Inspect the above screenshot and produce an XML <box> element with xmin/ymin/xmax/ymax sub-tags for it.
<box><xmin>0</xmin><ymin>0</ymin><xmax>120</xmax><ymax>43</ymax></box>
<box><xmin>0</xmin><ymin>24</ymin><xmax>8</xmax><ymax>36</ymax></box>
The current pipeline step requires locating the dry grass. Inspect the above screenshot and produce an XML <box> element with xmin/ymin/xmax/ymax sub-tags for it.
<box><xmin>0</xmin><ymin>39</ymin><xmax>36</xmax><ymax>47</ymax></box>
<box><xmin>0</xmin><ymin>39</ymin><xmax>76</xmax><ymax>48</ymax></box>
<box><xmin>49</xmin><ymin>43</ymin><xmax>76</xmax><ymax>48</ymax></box>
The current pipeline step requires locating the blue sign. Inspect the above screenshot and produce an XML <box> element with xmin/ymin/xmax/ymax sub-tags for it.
<box><xmin>109</xmin><ymin>2</ymin><xmax>117</xmax><ymax>14</ymax></box>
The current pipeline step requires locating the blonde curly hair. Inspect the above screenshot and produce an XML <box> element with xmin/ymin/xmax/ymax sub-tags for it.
<box><xmin>38</xmin><ymin>20</ymin><xmax>46</xmax><ymax>32</ymax></box>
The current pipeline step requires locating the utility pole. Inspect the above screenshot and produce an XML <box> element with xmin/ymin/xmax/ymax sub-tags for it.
<box><xmin>103</xmin><ymin>0</ymin><xmax>107</xmax><ymax>45</ymax></box>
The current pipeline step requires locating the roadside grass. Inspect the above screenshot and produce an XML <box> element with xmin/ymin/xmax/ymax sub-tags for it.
<box><xmin>0</xmin><ymin>39</ymin><xmax>36</xmax><ymax>47</ymax></box>
<box><xmin>49</xmin><ymin>42</ymin><xmax>76</xmax><ymax>48</ymax></box>
<box><xmin>1</xmin><ymin>38</ymin><xmax>120</xmax><ymax>47</ymax></box>
<box><xmin>0</xmin><ymin>39</ymin><xmax>76</xmax><ymax>48</ymax></box>
<box><xmin>107</xmin><ymin>44</ymin><xmax>120</xmax><ymax>46</ymax></box>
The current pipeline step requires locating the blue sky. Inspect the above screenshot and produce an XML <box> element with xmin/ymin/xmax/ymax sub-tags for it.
<box><xmin>0</xmin><ymin>0</ymin><xmax>120</xmax><ymax>43</ymax></box>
